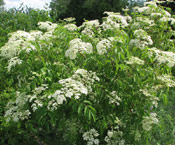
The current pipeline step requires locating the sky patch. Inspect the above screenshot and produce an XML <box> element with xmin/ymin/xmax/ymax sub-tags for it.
<box><xmin>4</xmin><ymin>0</ymin><xmax>51</xmax><ymax>9</ymax></box>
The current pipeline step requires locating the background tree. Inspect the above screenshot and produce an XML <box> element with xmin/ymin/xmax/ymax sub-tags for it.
<box><xmin>0</xmin><ymin>4</ymin><xmax>52</xmax><ymax>47</ymax></box>
<box><xmin>0</xmin><ymin>0</ymin><xmax>4</xmax><ymax>7</ymax></box>
<box><xmin>50</xmin><ymin>0</ymin><xmax>129</xmax><ymax>25</ymax></box>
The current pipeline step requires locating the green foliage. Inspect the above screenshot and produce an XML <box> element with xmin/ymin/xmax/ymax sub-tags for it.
<box><xmin>0</xmin><ymin>0</ymin><xmax>4</xmax><ymax>7</ymax></box>
<box><xmin>0</xmin><ymin>5</ymin><xmax>52</xmax><ymax>47</ymax></box>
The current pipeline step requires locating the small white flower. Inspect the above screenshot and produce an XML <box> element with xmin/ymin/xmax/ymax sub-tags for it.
<box><xmin>149</xmin><ymin>47</ymin><xmax>175</xmax><ymax>67</ymax></box>
<box><xmin>47</xmin><ymin>69</ymin><xmax>99</xmax><ymax>110</ymax></box>
<box><xmin>126</xmin><ymin>56</ymin><xmax>144</xmax><ymax>65</ymax></box>
<box><xmin>144</xmin><ymin>1</ymin><xmax>157</xmax><ymax>7</ymax></box>
<box><xmin>142</xmin><ymin>113</ymin><xmax>158</xmax><ymax>131</ymax></box>
<box><xmin>64</xmin><ymin>17</ymin><xmax>76</xmax><ymax>22</ymax></box>
<box><xmin>96</xmin><ymin>39</ymin><xmax>112</xmax><ymax>55</ymax></box>
<box><xmin>134</xmin><ymin>6</ymin><xmax>151</xmax><ymax>14</ymax></box>
<box><xmin>150</xmin><ymin>13</ymin><xmax>162</xmax><ymax>19</ymax></box>
<box><xmin>80</xmin><ymin>20</ymin><xmax>100</xmax><ymax>28</ymax></box>
<box><xmin>64</xmin><ymin>24</ymin><xmax>78</xmax><ymax>31</ymax></box>
<box><xmin>7</xmin><ymin>57</ymin><xmax>23</xmax><ymax>72</ymax></box>
<box><xmin>38</xmin><ymin>21</ymin><xmax>57</xmax><ymax>31</ymax></box>
<box><xmin>107</xmin><ymin>131</ymin><xmax>114</xmax><ymax>138</ymax></box>
<box><xmin>157</xmin><ymin>74</ymin><xmax>175</xmax><ymax>87</ymax></box>
<box><xmin>163</xmin><ymin>10</ymin><xmax>171</xmax><ymax>17</ymax></box>
<box><xmin>65</xmin><ymin>38</ymin><xmax>93</xmax><ymax>59</ymax></box>
<box><xmin>83</xmin><ymin>128</ymin><xmax>99</xmax><ymax>145</ymax></box>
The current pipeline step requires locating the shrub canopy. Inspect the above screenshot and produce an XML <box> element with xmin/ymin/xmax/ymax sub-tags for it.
<box><xmin>1</xmin><ymin>1</ymin><xmax>175</xmax><ymax>145</ymax></box>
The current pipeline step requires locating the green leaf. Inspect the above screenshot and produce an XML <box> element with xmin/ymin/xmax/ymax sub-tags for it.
<box><xmin>91</xmin><ymin>111</ymin><xmax>96</xmax><ymax>122</ymax></box>
<box><xmin>88</xmin><ymin>105</ymin><xmax>96</xmax><ymax>113</ymax></box>
<box><xmin>88</xmin><ymin>111</ymin><xmax>92</xmax><ymax>121</ymax></box>
<box><xmin>78</xmin><ymin>103</ymin><xmax>84</xmax><ymax>115</ymax></box>
<box><xmin>83</xmin><ymin>100</ymin><xmax>92</xmax><ymax>105</ymax></box>
<box><xmin>84</xmin><ymin>106</ymin><xmax>89</xmax><ymax>117</ymax></box>
<box><xmin>163</xmin><ymin>94</ymin><xmax>168</xmax><ymax>105</ymax></box>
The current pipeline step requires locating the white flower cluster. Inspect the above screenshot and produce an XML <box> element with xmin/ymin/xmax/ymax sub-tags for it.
<box><xmin>140</xmin><ymin>89</ymin><xmax>159</xmax><ymax>108</ymax></box>
<box><xmin>129</xmin><ymin>29</ymin><xmax>153</xmax><ymax>49</ymax></box>
<box><xmin>59</xmin><ymin>78</ymin><xmax>88</xmax><ymax>98</ymax></box>
<box><xmin>39</xmin><ymin>31</ymin><xmax>55</xmax><ymax>41</ymax></box>
<box><xmin>138</xmin><ymin>17</ymin><xmax>154</xmax><ymax>25</ymax></box>
<box><xmin>142</xmin><ymin>113</ymin><xmax>158</xmax><ymax>131</ymax></box>
<box><xmin>108</xmin><ymin>36</ymin><xmax>124</xmax><ymax>44</ymax></box>
<box><xmin>9</xmin><ymin>30</ymin><xmax>41</xmax><ymax>41</ymax></box>
<box><xmin>134</xmin><ymin>1</ymin><xmax>157</xmax><ymax>15</ymax></box>
<box><xmin>64</xmin><ymin>24</ymin><xmax>78</xmax><ymax>31</ymax></box>
<box><xmin>38</xmin><ymin>23</ymin><xmax>57</xmax><ymax>41</ymax></box>
<box><xmin>30</xmin><ymin>30</ymin><xmax>43</xmax><ymax>39</ymax></box>
<box><xmin>47</xmin><ymin>69</ymin><xmax>99</xmax><ymax>111</ymax></box>
<box><xmin>104</xmin><ymin>129</ymin><xmax>125</xmax><ymax>145</ymax></box>
<box><xmin>153</xmin><ymin>8</ymin><xmax>173</xmax><ymax>24</ymax></box>
<box><xmin>101</xmin><ymin>12</ymin><xmax>128</xmax><ymax>31</ymax></box>
<box><xmin>38</xmin><ymin>21</ymin><xmax>57</xmax><ymax>32</ymax></box>
<box><xmin>162</xmin><ymin>9</ymin><xmax>171</xmax><ymax>18</ymax></box>
<box><xmin>5</xmin><ymin>84</ymin><xmax>49</xmax><ymax>122</ymax></box>
<box><xmin>131</xmin><ymin>16</ymin><xmax>155</xmax><ymax>30</ymax></box>
<box><xmin>169</xmin><ymin>18</ymin><xmax>175</xmax><ymax>25</ymax></box>
<box><xmin>5</xmin><ymin>92</ymin><xmax>31</xmax><ymax>122</ymax></box>
<box><xmin>125</xmin><ymin>15</ymin><xmax>132</xmax><ymax>23</ymax></box>
<box><xmin>144</xmin><ymin>1</ymin><xmax>157</xmax><ymax>7</ymax></box>
<box><xmin>72</xmin><ymin>69</ymin><xmax>100</xmax><ymax>89</ymax></box>
<box><xmin>29</xmin><ymin>84</ymin><xmax>48</xmax><ymax>112</ymax></box>
<box><xmin>108</xmin><ymin>91</ymin><xmax>121</xmax><ymax>105</ymax></box>
<box><xmin>81</xmin><ymin>20</ymin><xmax>100</xmax><ymax>28</ymax></box>
<box><xmin>151</xmin><ymin>84</ymin><xmax>163</xmax><ymax>91</ymax></box>
<box><xmin>134</xmin><ymin>29</ymin><xmax>152</xmax><ymax>43</ymax></box>
<box><xmin>96</xmin><ymin>39</ymin><xmax>112</xmax><ymax>55</ymax></box>
<box><xmin>134</xmin><ymin>6</ymin><xmax>152</xmax><ymax>15</ymax></box>
<box><xmin>37</xmin><ymin>21</ymin><xmax>58</xmax><ymax>41</ymax></box>
<box><xmin>149</xmin><ymin>47</ymin><xmax>175</xmax><ymax>67</ymax></box>
<box><xmin>0</xmin><ymin>30</ymin><xmax>41</xmax><ymax>58</ymax></box>
<box><xmin>159</xmin><ymin>16</ymin><xmax>169</xmax><ymax>23</ymax></box>
<box><xmin>82</xmin><ymin>28</ymin><xmax>96</xmax><ymax>38</ymax></box>
<box><xmin>0</xmin><ymin>38</ymin><xmax>22</xmax><ymax>58</ymax></box>
<box><xmin>79</xmin><ymin>20</ymin><xmax>100</xmax><ymax>37</ymax></box>
<box><xmin>150</xmin><ymin>13</ymin><xmax>162</xmax><ymax>19</ymax></box>
<box><xmin>125</xmin><ymin>56</ymin><xmax>144</xmax><ymax>65</ymax></box>
<box><xmin>7</xmin><ymin>57</ymin><xmax>23</xmax><ymax>72</ymax></box>
<box><xmin>65</xmin><ymin>38</ymin><xmax>93</xmax><ymax>59</ymax></box>
<box><xmin>0</xmin><ymin>26</ymin><xmax>57</xmax><ymax>72</ymax></box>
<box><xmin>133</xmin><ymin>1</ymin><xmax>174</xmax><ymax>29</ymax></box>
<box><xmin>33</xmin><ymin>84</ymin><xmax>48</xmax><ymax>94</ymax></box>
<box><xmin>83</xmin><ymin>128</ymin><xmax>100</xmax><ymax>145</ymax></box>
<box><xmin>157</xmin><ymin>74</ymin><xmax>175</xmax><ymax>88</ymax></box>
<box><xmin>64</xmin><ymin>17</ymin><xmax>76</xmax><ymax>22</ymax></box>
<box><xmin>131</xmin><ymin>1</ymin><xmax>174</xmax><ymax>31</ymax></box>
<box><xmin>104</xmin><ymin>117</ymin><xmax>125</xmax><ymax>145</ymax></box>
<box><xmin>0</xmin><ymin>23</ymin><xmax>57</xmax><ymax>58</ymax></box>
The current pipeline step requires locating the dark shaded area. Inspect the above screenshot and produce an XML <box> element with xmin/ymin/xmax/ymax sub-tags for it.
<box><xmin>157</xmin><ymin>1</ymin><xmax>175</xmax><ymax>13</ymax></box>
<box><xmin>50</xmin><ymin>0</ymin><xmax>129</xmax><ymax>25</ymax></box>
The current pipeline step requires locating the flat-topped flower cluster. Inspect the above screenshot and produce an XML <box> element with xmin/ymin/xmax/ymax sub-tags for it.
<box><xmin>4</xmin><ymin>69</ymin><xmax>100</xmax><ymax>121</ymax></box>
<box><xmin>65</xmin><ymin>38</ymin><xmax>93</xmax><ymax>59</ymax></box>
<box><xmin>48</xmin><ymin>69</ymin><xmax>99</xmax><ymax>111</ymax></box>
